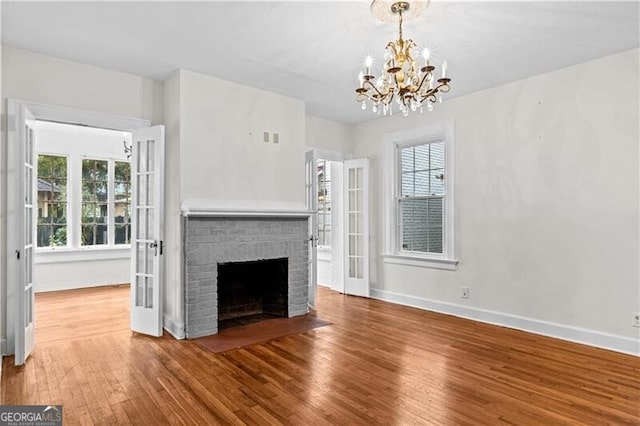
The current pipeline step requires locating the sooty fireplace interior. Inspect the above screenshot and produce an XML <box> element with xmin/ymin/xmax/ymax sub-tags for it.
<box><xmin>217</xmin><ymin>257</ymin><xmax>289</xmax><ymax>328</ymax></box>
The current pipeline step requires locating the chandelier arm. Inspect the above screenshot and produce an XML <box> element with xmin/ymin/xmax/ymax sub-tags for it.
<box><xmin>388</xmin><ymin>90</ymin><xmax>395</xmax><ymax>105</ymax></box>
<box><xmin>418</xmin><ymin>81</ymin><xmax>449</xmax><ymax>104</ymax></box>
<box><xmin>364</xmin><ymin>79</ymin><xmax>387</xmax><ymax>98</ymax></box>
<box><xmin>357</xmin><ymin>93</ymin><xmax>378</xmax><ymax>103</ymax></box>
<box><xmin>419</xmin><ymin>93</ymin><xmax>438</xmax><ymax>104</ymax></box>
<box><xmin>415</xmin><ymin>72</ymin><xmax>430</xmax><ymax>93</ymax></box>
<box><xmin>437</xmin><ymin>78</ymin><xmax>452</xmax><ymax>93</ymax></box>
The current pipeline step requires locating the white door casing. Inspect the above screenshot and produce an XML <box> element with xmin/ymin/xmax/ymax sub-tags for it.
<box><xmin>130</xmin><ymin>126</ymin><xmax>165</xmax><ymax>336</ymax></box>
<box><xmin>343</xmin><ymin>159</ymin><xmax>370</xmax><ymax>297</ymax></box>
<box><xmin>7</xmin><ymin>101</ymin><xmax>37</xmax><ymax>365</ymax></box>
<box><xmin>305</xmin><ymin>150</ymin><xmax>318</xmax><ymax>308</ymax></box>
<box><xmin>5</xmin><ymin>100</ymin><xmax>151</xmax><ymax>361</ymax></box>
<box><xmin>329</xmin><ymin>161</ymin><xmax>345</xmax><ymax>294</ymax></box>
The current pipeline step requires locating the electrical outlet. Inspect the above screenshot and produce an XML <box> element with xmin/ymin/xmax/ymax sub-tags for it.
<box><xmin>461</xmin><ymin>287</ymin><xmax>469</xmax><ymax>299</ymax></box>
<box><xmin>633</xmin><ymin>312</ymin><xmax>640</xmax><ymax>328</ymax></box>
<box><xmin>273</xmin><ymin>133</ymin><xmax>280</xmax><ymax>144</ymax></box>
<box><xmin>263</xmin><ymin>132</ymin><xmax>270</xmax><ymax>143</ymax></box>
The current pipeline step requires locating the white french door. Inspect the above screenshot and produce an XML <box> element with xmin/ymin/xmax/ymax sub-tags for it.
<box><xmin>344</xmin><ymin>159</ymin><xmax>370</xmax><ymax>297</ymax></box>
<box><xmin>7</xmin><ymin>102</ymin><xmax>37</xmax><ymax>366</ymax></box>
<box><xmin>305</xmin><ymin>150</ymin><xmax>318</xmax><ymax>308</ymax></box>
<box><xmin>130</xmin><ymin>126</ymin><xmax>165</xmax><ymax>336</ymax></box>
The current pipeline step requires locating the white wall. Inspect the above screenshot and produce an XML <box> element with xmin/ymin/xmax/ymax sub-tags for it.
<box><xmin>35</xmin><ymin>259</ymin><xmax>129</xmax><ymax>292</ymax></box>
<box><xmin>180</xmin><ymin>69</ymin><xmax>306</xmax><ymax>205</ymax></box>
<box><xmin>1</xmin><ymin>46</ymin><xmax>163</xmax><ymax>343</ymax></box>
<box><xmin>317</xmin><ymin>252</ymin><xmax>332</xmax><ymax>287</ymax></box>
<box><xmin>2</xmin><ymin>47</ymin><xmax>163</xmax><ymax>121</ymax></box>
<box><xmin>306</xmin><ymin>114</ymin><xmax>354</xmax><ymax>153</ymax></box>
<box><xmin>1</xmin><ymin>26</ymin><xmax>4</xmax><ymax>361</ymax></box>
<box><xmin>162</xmin><ymin>70</ymin><xmax>183</xmax><ymax>337</ymax></box>
<box><xmin>33</xmin><ymin>121</ymin><xmax>131</xmax><ymax>292</ymax></box>
<box><xmin>353</xmin><ymin>48</ymin><xmax>640</xmax><ymax>353</ymax></box>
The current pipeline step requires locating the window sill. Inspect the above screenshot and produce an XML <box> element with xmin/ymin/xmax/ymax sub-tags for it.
<box><xmin>35</xmin><ymin>246</ymin><xmax>131</xmax><ymax>264</ymax></box>
<box><xmin>381</xmin><ymin>253</ymin><xmax>458</xmax><ymax>270</ymax></box>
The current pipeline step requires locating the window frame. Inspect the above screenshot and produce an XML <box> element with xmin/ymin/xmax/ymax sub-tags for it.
<box><xmin>35</xmin><ymin>152</ymin><xmax>70</xmax><ymax>249</ymax></box>
<box><xmin>35</xmin><ymin>154</ymin><xmax>132</xmax><ymax>254</ymax></box>
<box><xmin>397</xmin><ymin>139</ymin><xmax>446</xmax><ymax>256</ymax></box>
<box><xmin>113</xmin><ymin>160</ymin><xmax>133</xmax><ymax>247</ymax></box>
<box><xmin>316</xmin><ymin>158</ymin><xmax>332</xmax><ymax>249</ymax></box>
<box><xmin>80</xmin><ymin>157</ymin><xmax>111</xmax><ymax>247</ymax></box>
<box><xmin>382</xmin><ymin>120</ymin><xmax>457</xmax><ymax>270</ymax></box>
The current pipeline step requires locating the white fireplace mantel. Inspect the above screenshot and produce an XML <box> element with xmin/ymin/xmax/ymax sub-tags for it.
<box><xmin>181</xmin><ymin>199</ymin><xmax>312</xmax><ymax>218</ymax></box>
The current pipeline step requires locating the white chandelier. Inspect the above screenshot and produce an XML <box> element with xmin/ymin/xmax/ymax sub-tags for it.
<box><xmin>355</xmin><ymin>0</ymin><xmax>452</xmax><ymax>117</ymax></box>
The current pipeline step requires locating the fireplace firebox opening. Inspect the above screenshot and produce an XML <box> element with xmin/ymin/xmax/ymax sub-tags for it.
<box><xmin>217</xmin><ymin>257</ymin><xmax>289</xmax><ymax>329</ymax></box>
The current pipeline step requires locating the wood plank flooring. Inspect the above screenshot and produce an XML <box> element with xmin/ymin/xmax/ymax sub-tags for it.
<box><xmin>2</xmin><ymin>285</ymin><xmax>639</xmax><ymax>425</ymax></box>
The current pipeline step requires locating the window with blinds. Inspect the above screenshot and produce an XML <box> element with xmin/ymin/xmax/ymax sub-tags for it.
<box><xmin>317</xmin><ymin>159</ymin><xmax>331</xmax><ymax>247</ymax></box>
<box><xmin>398</xmin><ymin>141</ymin><xmax>445</xmax><ymax>254</ymax></box>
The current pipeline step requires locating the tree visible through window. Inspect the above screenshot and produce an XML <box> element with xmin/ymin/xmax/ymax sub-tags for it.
<box><xmin>37</xmin><ymin>155</ymin><xmax>67</xmax><ymax>247</ymax></box>
<box><xmin>81</xmin><ymin>159</ymin><xmax>108</xmax><ymax>245</ymax></box>
<box><xmin>114</xmin><ymin>162</ymin><xmax>132</xmax><ymax>244</ymax></box>
<box><xmin>399</xmin><ymin>142</ymin><xmax>445</xmax><ymax>254</ymax></box>
<box><xmin>317</xmin><ymin>160</ymin><xmax>331</xmax><ymax>247</ymax></box>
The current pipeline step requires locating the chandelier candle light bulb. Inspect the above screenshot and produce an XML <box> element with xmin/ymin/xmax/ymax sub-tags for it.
<box><xmin>355</xmin><ymin>0</ymin><xmax>452</xmax><ymax>117</ymax></box>
<box><xmin>423</xmin><ymin>47</ymin><xmax>430</xmax><ymax>66</ymax></box>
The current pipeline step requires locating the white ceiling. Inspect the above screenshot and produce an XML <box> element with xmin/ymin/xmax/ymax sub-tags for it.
<box><xmin>2</xmin><ymin>1</ymin><xmax>639</xmax><ymax>125</ymax></box>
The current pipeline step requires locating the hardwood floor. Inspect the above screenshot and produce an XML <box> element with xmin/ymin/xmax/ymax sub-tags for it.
<box><xmin>2</xmin><ymin>285</ymin><xmax>639</xmax><ymax>425</ymax></box>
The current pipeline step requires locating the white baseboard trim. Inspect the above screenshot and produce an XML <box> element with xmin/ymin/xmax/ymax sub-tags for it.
<box><xmin>371</xmin><ymin>289</ymin><xmax>640</xmax><ymax>357</ymax></box>
<box><xmin>163</xmin><ymin>315</ymin><xmax>185</xmax><ymax>340</ymax></box>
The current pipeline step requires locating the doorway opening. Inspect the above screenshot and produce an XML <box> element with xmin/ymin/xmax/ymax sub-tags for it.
<box><xmin>315</xmin><ymin>158</ymin><xmax>344</xmax><ymax>293</ymax></box>
<box><xmin>6</xmin><ymin>99</ymin><xmax>164</xmax><ymax>365</ymax></box>
<box><xmin>32</xmin><ymin>120</ymin><xmax>133</xmax><ymax>342</ymax></box>
<box><xmin>306</xmin><ymin>150</ymin><xmax>371</xmax><ymax>305</ymax></box>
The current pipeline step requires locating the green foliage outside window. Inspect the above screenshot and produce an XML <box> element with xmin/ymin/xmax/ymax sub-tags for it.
<box><xmin>37</xmin><ymin>155</ymin><xmax>67</xmax><ymax>247</ymax></box>
<box><xmin>81</xmin><ymin>159</ymin><xmax>108</xmax><ymax>245</ymax></box>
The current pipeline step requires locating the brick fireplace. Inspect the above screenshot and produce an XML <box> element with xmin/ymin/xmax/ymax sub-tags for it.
<box><xmin>183</xmin><ymin>214</ymin><xmax>309</xmax><ymax>338</ymax></box>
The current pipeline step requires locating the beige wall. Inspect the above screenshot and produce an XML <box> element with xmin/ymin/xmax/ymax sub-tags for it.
<box><xmin>353</xmin><ymin>48</ymin><xmax>640</xmax><ymax>352</ymax></box>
